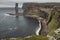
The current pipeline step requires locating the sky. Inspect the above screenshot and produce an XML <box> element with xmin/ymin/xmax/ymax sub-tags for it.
<box><xmin>0</xmin><ymin>0</ymin><xmax>60</xmax><ymax>7</ymax></box>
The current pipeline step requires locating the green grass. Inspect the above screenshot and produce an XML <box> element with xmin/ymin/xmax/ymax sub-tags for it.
<box><xmin>24</xmin><ymin>35</ymin><xmax>48</xmax><ymax>40</ymax></box>
<box><xmin>16</xmin><ymin>37</ymin><xmax>23</xmax><ymax>40</ymax></box>
<box><xmin>48</xmin><ymin>29</ymin><xmax>56</xmax><ymax>36</ymax></box>
<box><xmin>48</xmin><ymin>11</ymin><xmax>60</xmax><ymax>36</ymax></box>
<box><xmin>4</xmin><ymin>35</ymin><xmax>48</xmax><ymax>40</ymax></box>
<box><xmin>48</xmin><ymin>18</ymin><xmax>58</xmax><ymax>36</ymax></box>
<box><xmin>48</xmin><ymin>19</ymin><xmax>58</xmax><ymax>29</ymax></box>
<box><xmin>28</xmin><ymin>10</ymin><xmax>39</xmax><ymax>16</ymax></box>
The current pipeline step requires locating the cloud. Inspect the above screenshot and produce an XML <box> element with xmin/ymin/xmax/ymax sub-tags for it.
<box><xmin>0</xmin><ymin>0</ymin><xmax>60</xmax><ymax>3</ymax></box>
<box><xmin>0</xmin><ymin>0</ymin><xmax>60</xmax><ymax>7</ymax></box>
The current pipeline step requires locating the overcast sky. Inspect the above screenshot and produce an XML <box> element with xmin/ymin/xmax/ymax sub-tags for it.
<box><xmin>0</xmin><ymin>0</ymin><xmax>60</xmax><ymax>7</ymax></box>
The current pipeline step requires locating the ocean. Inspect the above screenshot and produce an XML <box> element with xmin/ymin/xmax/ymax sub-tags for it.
<box><xmin>0</xmin><ymin>8</ymin><xmax>40</xmax><ymax>38</ymax></box>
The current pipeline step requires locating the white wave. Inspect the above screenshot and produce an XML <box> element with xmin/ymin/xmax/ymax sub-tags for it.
<box><xmin>36</xmin><ymin>20</ymin><xmax>41</xmax><ymax>35</ymax></box>
<box><xmin>9</xmin><ymin>28</ymin><xmax>13</xmax><ymax>30</ymax></box>
<box><xmin>4</xmin><ymin>14</ymin><xmax>11</xmax><ymax>16</ymax></box>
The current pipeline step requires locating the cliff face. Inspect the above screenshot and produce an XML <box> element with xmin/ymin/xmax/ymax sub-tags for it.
<box><xmin>23</xmin><ymin>3</ymin><xmax>60</xmax><ymax>37</ymax></box>
<box><xmin>23</xmin><ymin>5</ymin><xmax>49</xmax><ymax>36</ymax></box>
<box><xmin>47</xmin><ymin>7</ymin><xmax>60</xmax><ymax>36</ymax></box>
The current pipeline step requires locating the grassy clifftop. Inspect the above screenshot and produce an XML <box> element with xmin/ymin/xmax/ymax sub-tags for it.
<box><xmin>47</xmin><ymin>9</ymin><xmax>60</xmax><ymax>36</ymax></box>
<box><xmin>24</xmin><ymin>35</ymin><xmax>48</xmax><ymax>40</ymax></box>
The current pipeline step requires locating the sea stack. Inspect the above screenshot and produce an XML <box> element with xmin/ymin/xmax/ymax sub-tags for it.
<box><xmin>15</xmin><ymin>3</ymin><xmax>19</xmax><ymax>17</ymax></box>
